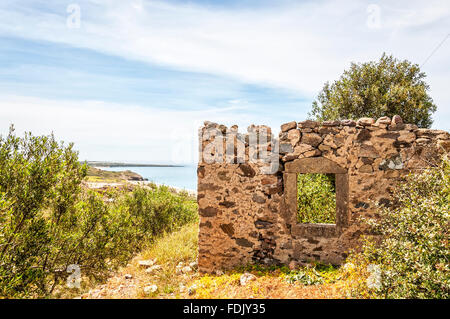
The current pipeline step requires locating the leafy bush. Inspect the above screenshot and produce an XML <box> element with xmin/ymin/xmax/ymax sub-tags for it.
<box><xmin>346</xmin><ymin>159</ymin><xmax>449</xmax><ymax>299</ymax></box>
<box><xmin>309</xmin><ymin>53</ymin><xmax>436</xmax><ymax>128</ymax></box>
<box><xmin>297</xmin><ymin>173</ymin><xmax>336</xmax><ymax>224</ymax></box>
<box><xmin>121</xmin><ymin>186</ymin><xmax>198</xmax><ymax>246</ymax></box>
<box><xmin>0</xmin><ymin>127</ymin><xmax>197</xmax><ymax>298</ymax></box>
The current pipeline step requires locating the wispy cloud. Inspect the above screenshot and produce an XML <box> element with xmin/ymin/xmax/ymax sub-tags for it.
<box><xmin>1</xmin><ymin>0</ymin><xmax>449</xmax><ymax>95</ymax></box>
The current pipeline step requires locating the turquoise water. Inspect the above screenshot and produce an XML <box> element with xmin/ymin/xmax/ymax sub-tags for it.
<box><xmin>101</xmin><ymin>165</ymin><xmax>197</xmax><ymax>191</ymax></box>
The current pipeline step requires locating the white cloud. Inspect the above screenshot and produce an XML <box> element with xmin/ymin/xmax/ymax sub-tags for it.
<box><xmin>0</xmin><ymin>0</ymin><xmax>448</xmax><ymax>141</ymax></box>
<box><xmin>0</xmin><ymin>95</ymin><xmax>282</xmax><ymax>163</ymax></box>
<box><xmin>0</xmin><ymin>0</ymin><xmax>448</xmax><ymax>95</ymax></box>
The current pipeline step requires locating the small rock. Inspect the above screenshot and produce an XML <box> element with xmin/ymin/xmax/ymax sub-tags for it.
<box><xmin>397</xmin><ymin>132</ymin><xmax>416</xmax><ymax>144</ymax></box>
<box><xmin>298</xmin><ymin>120</ymin><xmax>318</xmax><ymax>128</ymax></box>
<box><xmin>240</xmin><ymin>272</ymin><xmax>257</xmax><ymax>286</ymax></box>
<box><xmin>322</xmin><ymin>120</ymin><xmax>340</xmax><ymax>127</ymax></box>
<box><xmin>188</xmin><ymin>284</ymin><xmax>198</xmax><ymax>295</ymax></box>
<box><xmin>144</xmin><ymin>285</ymin><xmax>158</xmax><ymax>294</ymax></box>
<box><xmin>124</xmin><ymin>274</ymin><xmax>133</xmax><ymax>280</ymax></box>
<box><xmin>215</xmin><ymin>270</ymin><xmax>224</xmax><ymax>276</ymax></box>
<box><xmin>416</xmin><ymin>137</ymin><xmax>431</xmax><ymax>144</ymax></box>
<box><xmin>356</xmin><ymin>117</ymin><xmax>375</xmax><ymax>126</ymax></box>
<box><xmin>280</xmin><ymin>121</ymin><xmax>297</xmax><ymax>132</ymax></box>
<box><xmin>391</xmin><ymin>115</ymin><xmax>403</xmax><ymax>125</ymax></box>
<box><xmin>341</xmin><ymin>119</ymin><xmax>356</xmax><ymax>126</ymax></box>
<box><xmin>189</xmin><ymin>261</ymin><xmax>198</xmax><ymax>269</ymax></box>
<box><xmin>145</xmin><ymin>265</ymin><xmax>162</xmax><ymax>274</ymax></box>
<box><xmin>138</xmin><ymin>259</ymin><xmax>155</xmax><ymax>268</ymax></box>
<box><xmin>301</xmin><ymin>133</ymin><xmax>323</xmax><ymax>147</ymax></box>
<box><xmin>375</xmin><ymin>116</ymin><xmax>391</xmax><ymax>125</ymax></box>
<box><xmin>182</xmin><ymin>266</ymin><xmax>193</xmax><ymax>274</ymax></box>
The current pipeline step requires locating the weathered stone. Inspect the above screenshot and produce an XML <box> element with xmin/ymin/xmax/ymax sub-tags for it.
<box><xmin>391</xmin><ymin>115</ymin><xmax>403</xmax><ymax>125</ymax></box>
<box><xmin>219</xmin><ymin>200</ymin><xmax>235</xmax><ymax>208</ymax></box>
<box><xmin>322</xmin><ymin>120</ymin><xmax>340</xmax><ymax>127</ymax></box>
<box><xmin>287</xmin><ymin>129</ymin><xmax>301</xmax><ymax>146</ymax></box>
<box><xmin>252</xmin><ymin>193</ymin><xmax>266</xmax><ymax>204</ymax></box>
<box><xmin>356</xmin><ymin>117</ymin><xmax>375</xmax><ymax>126</ymax></box>
<box><xmin>220</xmin><ymin>223</ymin><xmax>235</xmax><ymax>236</ymax></box>
<box><xmin>238</xmin><ymin>163</ymin><xmax>256</xmax><ymax>177</ymax></box>
<box><xmin>375</xmin><ymin>116</ymin><xmax>391</xmax><ymax>125</ymax></box>
<box><xmin>318</xmin><ymin>144</ymin><xmax>332</xmax><ymax>152</ymax></box>
<box><xmin>356</xmin><ymin>129</ymin><xmax>371</xmax><ymax>142</ymax></box>
<box><xmin>145</xmin><ymin>265</ymin><xmax>162</xmax><ymax>273</ymax></box>
<box><xmin>281</xmin><ymin>121</ymin><xmax>297</xmax><ymax>132</ymax></box>
<box><xmin>359</xmin><ymin>164</ymin><xmax>373</xmax><ymax>173</ymax></box>
<box><xmin>198</xmin><ymin>183</ymin><xmax>221</xmax><ymax>192</ymax></box>
<box><xmin>144</xmin><ymin>285</ymin><xmax>158</xmax><ymax>294</ymax></box>
<box><xmin>301</xmin><ymin>133</ymin><xmax>323</xmax><ymax>147</ymax></box>
<box><xmin>341</xmin><ymin>119</ymin><xmax>356</xmax><ymax>126</ymax></box>
<box><xmin>378</xmin><ymin>132</ymin><xmax>400</xmax><ymax>139</ymax></box>
<box><xmin>359</xmin><ymin>144</ymin><xmax>379</xmax><ymax>158</ymax></box>
<box><xmin>280</xmin><ymin>143</ymin><xmax>293</xmax><ymax>154</ymax></box>
<box><xmin>397</xmin><ymin>132</ymin><xmax>416</xmax><ymax>144</ymax></box>
<box><xmin>240</xmin><ymin>272</ymin><xmax>256</xmax><ymax>286</ymax></box>
<box><xmin>235</xmin><ymin>238</ymin><xmax>254</xmax><ymax>248</ymax></box>
<box><xmin>197</xmin><ymin>166</ymin><xmax>205</xmax><ymax>178</ymax></box>
<box><xmin>416</xmin><ymin>138</ymin><xmax>431</xmax><ymax>144</ymax></box>
<box><xmin>379</xmin><ymin>155</ymin><xmax>403</xmax><ymax>170</ymax></box>
<box><xmin>199</xmin><ymin>206</ymin><xmax>219</xmax><ymax>217</ymax></box>
<box><xmin>302</xmin><ymin>149</ymin><xmax>321</xmax><ymax>158</ymax></box>
<box><xmin>298</xmin><ymin>120</ymin><xmax>318</xmax><ymax>128</ymax></box>
<box><xmin>294</xmin><ymin>143</ymin><xmax>315</xmax><ymax>154</ymax></box>
<box><xmin>217</xmin><ymin>171</ymin><xmax>230</xmax><ymax>181</ymax></box>
<box><xmin>255</xmin><ymin>220</ymin><xmax>273</xmax><ymax>229</ymax></box>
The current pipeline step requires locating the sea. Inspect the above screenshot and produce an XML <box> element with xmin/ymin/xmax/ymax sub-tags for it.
<box><xmin>100</xmin><ymin>165</ymin><xmax>198</xmax><ymax>191</ymax></box>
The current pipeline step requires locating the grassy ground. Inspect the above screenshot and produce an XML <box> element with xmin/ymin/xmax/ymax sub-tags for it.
<box><xmin>76</xmin><ymin>222</ymin><xmax>351</xmax><ymax>299</ymax></box>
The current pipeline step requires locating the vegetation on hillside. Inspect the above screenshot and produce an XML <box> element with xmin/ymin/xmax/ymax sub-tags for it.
<box><xmin>85</xmin><ymin>166</ymin><xmax>144</xmax><ymax>183</ymax></box>
<box><xmin>309</xmin><ymin>53</ymin><xmax>436</xmax><ymax>128</ymax></box>
<box><xmin>343</xmin><ymin>158</ymin><xmax>449</xmax><ymax>299</ymax></box>
<box><xmin>0</xmin><ymin>127</ymin><xmax>197</xmax><ymax>298</ymax></box>
<box><xmin>297</xmin><ymin>173</ymin><xmax>336</xmax><ymax>224</ymax></box>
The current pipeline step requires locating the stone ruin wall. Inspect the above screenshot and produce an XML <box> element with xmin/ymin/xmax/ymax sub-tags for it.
<box><xmin>197</xmin><ymin>116</ymin><xmax>450</xmax><ymax>274</ymax></box>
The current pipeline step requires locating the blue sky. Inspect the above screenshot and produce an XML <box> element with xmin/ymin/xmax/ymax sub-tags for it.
<box><xmin>0</xmin><ymin>0</ymin><xmax>449</xmax><ymax>163</ymax></box>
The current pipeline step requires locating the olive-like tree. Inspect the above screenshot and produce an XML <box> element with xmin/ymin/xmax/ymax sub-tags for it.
<box><xmin>309</xmin><ymin>53</ymin><xmax>436</xmax><ymax>128</ymax></box>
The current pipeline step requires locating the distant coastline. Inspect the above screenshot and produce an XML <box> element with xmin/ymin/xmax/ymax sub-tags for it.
<box><xmin>85</xmin><ymin>161</ymin><xmax>184</xmax><ymax>168</ymax></box>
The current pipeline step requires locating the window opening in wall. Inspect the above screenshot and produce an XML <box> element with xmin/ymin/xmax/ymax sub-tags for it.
<box><xmin>297</xmin><ymin>173</ymin><xmax>336</xmax><ymax>224</ymax></box>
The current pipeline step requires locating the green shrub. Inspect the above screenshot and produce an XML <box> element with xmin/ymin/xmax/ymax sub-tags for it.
<box><xmin>0</xmin><ymin>127</ymin><xmax>197</xmax><ymax>298</ymax></box>
<box><xmin>122</xmin><ymin>186</ymin><xmax>198</xmax><ymax>246</ymax></box>
<box><xmin>297</xmin><ymin>173</ymin><xmax>336</xmax><ymax>224</ymax></box>
<box><xmin>350</xmin><ymin>158</ymin><xmax>449</xmax><ymax>299</ymax></box>
<box><xmin>309</xmin><ymin>53</ymin><xmax>436</xmax><ymax>128</ymax></box>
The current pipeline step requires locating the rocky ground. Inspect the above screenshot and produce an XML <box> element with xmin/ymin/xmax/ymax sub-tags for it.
<box><xmin>76</xmin><ymin>223</ymin><xmax>347</xmax><ymax>299</ymax></box>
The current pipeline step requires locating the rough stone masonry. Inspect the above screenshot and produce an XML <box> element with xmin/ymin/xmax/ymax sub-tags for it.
<box><xmin>197</xmin><ymin>116</ymin><xmax>450</xmax><ymax>273</ymax></box>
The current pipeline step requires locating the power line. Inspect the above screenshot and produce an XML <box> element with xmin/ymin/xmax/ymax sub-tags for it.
<box><xmin>421</xmin><ymin>33</ymin><xmax>450</xmax><ymax>67</ymax></box>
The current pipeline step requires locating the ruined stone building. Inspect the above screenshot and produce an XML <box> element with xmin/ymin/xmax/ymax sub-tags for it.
<box><xmin>196</xmin><ymin>116</ymin><xmax>449</xmax><ymax>273</ymax></box>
